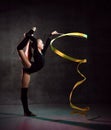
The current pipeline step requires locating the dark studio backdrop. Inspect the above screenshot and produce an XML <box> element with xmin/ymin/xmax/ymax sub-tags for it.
<box><xmin>0</xmin><ymin>0</ymin><xmax>111</xmax><ymax>105</ymax></box>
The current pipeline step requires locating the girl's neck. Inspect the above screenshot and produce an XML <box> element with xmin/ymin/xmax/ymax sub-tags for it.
<box><xmin>38</xmin><ymin>48</ymin><xmax>42</xmax><ymax>54</ymax></box>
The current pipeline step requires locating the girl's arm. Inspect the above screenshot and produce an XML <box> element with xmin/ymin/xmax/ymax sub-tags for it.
<box><xmin>42</xmin><ymin>31</ymin><xmax>61</xmax><ymax>55</ymax></box>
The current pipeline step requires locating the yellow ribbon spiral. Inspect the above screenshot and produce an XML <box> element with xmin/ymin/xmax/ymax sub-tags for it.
<box><xmin>50</xmin><ymin>32</ymin><xmax>90</xmax><ymax>114</ymax></box>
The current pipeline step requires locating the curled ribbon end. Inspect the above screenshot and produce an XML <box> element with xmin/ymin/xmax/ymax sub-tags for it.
<box><xmin>85</xmin><ymin>34</ymin><xmax>88</xmax><ymax>39</ymax></box>
<box><xmin>84</xmin><ymin>59</ymin><xmax>87</xmax><ymax>63</ymax></box>
<box><xmin>81</xmin><ymin>59</ymin><xmax>87</xmax><ymax>63</ymax></box>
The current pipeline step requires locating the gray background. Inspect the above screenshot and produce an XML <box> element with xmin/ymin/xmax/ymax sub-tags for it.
<box><xmin>0</xmin><ymin>0</ymin><xmax>111</xmax><ymax>105</ymax></box>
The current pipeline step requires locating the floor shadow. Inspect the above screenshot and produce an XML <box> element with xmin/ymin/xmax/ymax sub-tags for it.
<box><xmin>34</xmin><ymin>116</ymin><xmax>111</xmax><ymax>130</ymax></box>
<box><xmin>0</xmin><ymin>112</ymin><xmax>111</xmax><ymax>130</ymax></box>
<box><xmin>89</xmin><ymin>118</ymin><xmax>111</xmax><ymax>123</ymax></box>
<box><xmin>0</xmin><ymin>112</ymin><xmax>23</xmax><ymax>119</ymax></box>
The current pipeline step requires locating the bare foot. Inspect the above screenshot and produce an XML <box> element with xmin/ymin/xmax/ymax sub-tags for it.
<box><xmin>32</xmin><ymin>27</ymin><xmax>36</xmax><ymax>32</ymax></box>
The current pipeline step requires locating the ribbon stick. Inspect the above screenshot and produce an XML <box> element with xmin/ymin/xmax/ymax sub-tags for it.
<box><xmin>50</xmin><ymin>32</ymin><xmax>90</xmax><ymax>113</ymax></box>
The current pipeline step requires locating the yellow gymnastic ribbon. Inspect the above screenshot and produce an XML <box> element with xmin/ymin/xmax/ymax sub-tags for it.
<box><xmin>50</xmin><ymin>32</ymin><xmax>90</xmax><ymax>114</ymax></box>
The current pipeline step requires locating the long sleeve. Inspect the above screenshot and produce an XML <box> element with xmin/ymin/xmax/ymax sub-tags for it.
<box><xmin>42</xmin><ymin>34</ymin><xmax>60</xmax><ymax>55</ymax></box>
<box><xmin>42</xmin><ymin>37</ymin><xmax>51</xmax><ymax>55</ymax></box>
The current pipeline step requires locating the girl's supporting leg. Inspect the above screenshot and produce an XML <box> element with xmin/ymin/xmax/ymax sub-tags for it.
<box><xmin>17</xmin><ymin>37</ymin><xmax>36</xmax><ymax>116</ymax></box>
<box><xmin>21</xmin><ymin>86</ymin><xmax>36</xmax><ymax>116</ymax></box>
<box><xmin>22</xmin><ymin>71</ymin><xmax>31</xmax><ymax>88</ymax></box>
<box><xmin>20</xmin><ymin>63</ymin><xmax>36</xmax><ymax>116</ymax></box>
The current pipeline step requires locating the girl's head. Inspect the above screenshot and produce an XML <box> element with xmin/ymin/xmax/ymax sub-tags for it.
<box><xmin>37</xmin><ymin>38</ymin><xmax>44</xmax><ymax>50</ymax></box>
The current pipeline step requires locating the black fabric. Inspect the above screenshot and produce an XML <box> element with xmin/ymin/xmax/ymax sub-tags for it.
<box><xmin>17</xmin><ymin>33</ymin><xmax>60</xmax><ymax>74</ymax></box>
<box><xmin>17</xmin><ymin>29</ymin><xmax>35</xmax><ymax>50</ymax></box>
<box><xmin>23</xmin><ymin>36</ymin><xmax>51</xmax><ymax>74</ymax></box>
<box><xmin>17</xmin><ymin>36</ymin><xmax>30</xmax><ymax>50</ymax></box>
<box><xmin>21</xmin><ymin>88</ymin><xmax>30</xmax><ymax>113</ymax></box>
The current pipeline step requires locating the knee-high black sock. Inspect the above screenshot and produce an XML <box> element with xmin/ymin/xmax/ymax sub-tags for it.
<box><xmin>17</xmin><ymin>37</ymin><xmax>30</xmax><ymax>50</ymax></box>
<box><xmin>17</xmin><ymin>29</ymin><xmax>35</xmax><ymax>50</ymax></box>
<box><xmin>21</xmin><ymin>88</ymin><xmax>30</xmax><ymax>113</ymax></box>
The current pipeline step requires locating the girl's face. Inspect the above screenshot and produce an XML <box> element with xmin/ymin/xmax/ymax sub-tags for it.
<box><xmin>37</xmin><ymin>39</ymin><xmax>44</xmax><ymax>50</ymax></box>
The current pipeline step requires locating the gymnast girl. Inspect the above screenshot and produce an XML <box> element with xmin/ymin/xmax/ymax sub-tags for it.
<box><xmin>17</xmin><ymin>27</ymin><xmax>60</xmax><ymax>116</ymax></box>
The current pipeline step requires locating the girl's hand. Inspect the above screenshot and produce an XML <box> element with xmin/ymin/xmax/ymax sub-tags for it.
<box><xmin>51</xmin><ymin>31</ymin><xmax>59</xmax><ymax>35</ymax></box>
<box><xmin>32</xmin><ymin>27</ymin><xmax>36</xmax><ymax>32</ymax></box>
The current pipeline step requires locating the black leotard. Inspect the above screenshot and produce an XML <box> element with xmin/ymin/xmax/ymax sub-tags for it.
<box><xmin>17</xmin><ymin>32</ymin><xmax>60</xmax><ymax>74</ymax></box>
<box><xmin>23</xmin><ymin>36</ymin><xmax>51</xmax><ymax>74</ymax></box>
